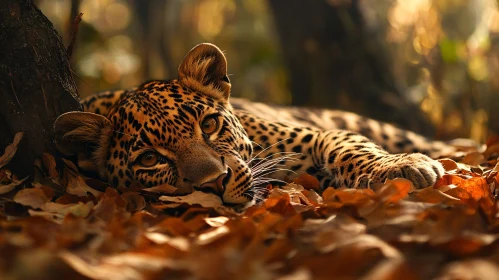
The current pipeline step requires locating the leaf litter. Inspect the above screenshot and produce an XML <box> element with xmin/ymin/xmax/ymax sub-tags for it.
<box><xmin>0</xmin><ymin>134</ymin><xmax>498</xmax><ymax>279</ymax></box>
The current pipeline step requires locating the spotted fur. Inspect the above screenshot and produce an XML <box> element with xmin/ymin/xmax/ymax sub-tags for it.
<box><xmin>54</xmin><ymin>43</ymin><xmax>447</xmax><ymax>206</ymax></box>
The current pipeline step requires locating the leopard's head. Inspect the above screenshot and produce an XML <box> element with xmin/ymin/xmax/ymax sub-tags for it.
<box><xmin>54</xmin><ymin>44</ymin><xmax>255</xmax><ymax>205</ymax></box>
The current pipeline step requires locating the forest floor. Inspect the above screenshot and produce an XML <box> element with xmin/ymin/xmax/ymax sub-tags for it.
<box><xmin>1</xmin><ymin>132</ymin><xmax>499</xmax><ymax>280</ymax></box>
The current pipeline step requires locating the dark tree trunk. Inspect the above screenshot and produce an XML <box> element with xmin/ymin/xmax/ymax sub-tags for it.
<box><xmin>268</xmin><ymin>0</ymin><xmax>435</xmax><ymax>135</ymax></box>
<box><xmin>133</xmin><ymin>0</ymin><xmax>176</xmax><ymax>80</ymax></box>
<box><xmin>0</xmin><ymin>0</ymin><xmax>82</xmax><ymax>177</ymax></box>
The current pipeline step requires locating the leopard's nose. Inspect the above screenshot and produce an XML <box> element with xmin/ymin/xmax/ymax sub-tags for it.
<box><xmin>199</xmin><ymin>171</ymin><xmax>229</xmax><ymax>196</ymax></box>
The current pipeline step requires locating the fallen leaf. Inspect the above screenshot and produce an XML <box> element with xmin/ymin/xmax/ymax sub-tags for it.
<box><xmin>144</xmin><ymin>232</ymin><xmax>190</xmax><ymax>251</ymax></box>
<box><xmin>63</xmin><ymin>168</ymin><xmax>101</xmax><ymax>197</ymax></box>
<box><xmin>61</xmin><ymin>158</ymin><xmax>79</xmax><ymax>173</ymax></box>
<box><xmin>159</xmin><ymin>191</ymin><xmax>223</xmax><ymax>208</ymax></box>
<box><xmin>42</xmin><ymin>153</ymin><xmax>59</xmax><ymax>179</ymax></box>
<box><xmin>438</xmin><ymin>259</ymin><xmax>499</xmax><ymax>280</ymax></box>
<box><xmin>142</xmin><ymin>183</ymin><xmax>178</xmax><ymax>194</ymax></box>
<box><xmin>361</xmin><ymin>259</ymin><xmax>420</xmax><ymax>280</ymax></box>
<box><xmin>121</xmin><ymin>192</ymin><xmax>146</xmax><ymax>212</ymax></box>
<box><xmin>461</xmin><ymin>152</ymin><xmax>485</xmax><ymax>166</ymax></box>
<box><xmin>204</xmin><ymin>216</ymin><xmax>230</xmax><ymax>227</ymax></box>
<box><xmin>0</xmin><ymin>176</ymin><xmax>28</xmax><ymax>195</ymax></box>
<box><xmin>29</xmin><ymin>201</ymin><xmax>93</xmax><ymax>223</ymax></box>
<box><xmin>277</xmin><ymin>268</ymin><xmax>312</xmax><ymax>280</ymax></box>
<box><xmin>412</xmin><ymin>186</ymin><xmax>461</xmax><ymax>204</ymax></box>
<box><xmin>264</xmin><ymin>192</ymin><xmax>297</xmax><ymax>216</ymax></box>
<box><xmin>196</xmin><ymin>225</ymin><xmax>230</xmax><ymax>245</ymax></box>
<box><xmin>14</xmin><ymin>187</ymin><xmax>52</xmax><ymax>209</ymax></box>
<box><xmin>293</xmin><ymin>173</ymin><xmax>321</xmax><ymax>191</ymax></box>
<box><xmin>439</xmin><ymin>158</ymin><xmax>458</xmax><ymax>171</ymax></box>
<box><xmin>376</xmin><ymin>178</ymin><xmax>414</xmax><ymax>204</ymax></box>
<box><xmin>0</xmin><ymin>132</ymin><xmax>23</xmax><ymax>169</ymax></box>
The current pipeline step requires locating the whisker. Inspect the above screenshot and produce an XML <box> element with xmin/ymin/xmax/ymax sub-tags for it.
<box><xmin>250</xmin><ymin>140</ymin><xmax>264</xmax><ymax>150</ymax></box>
<box><xmin>249</xmin><ymin>151</ymin><xmax>300</xmax><ymax>167</ymax></box>
<box><xmin>250</xmin><ymin>157</ymin><xmax>299</xmax><ymax>177</ymax></box>
<box><xmin>251</xmin><ymin>177</ymin><xmax>289</xmax><ymax>186</ymax></box>
<box><xmin>250</xmin><ymin>153</ymin><xmax>300</xmax><ymax>172</ymax></box>
<box><xmin>247</xmin><ymin>138</ymin><xmax>293</xmax><ymax>164</ymax></box>
<box><xmin>253</xmin><ymin>168</ymin><xmax>297</xmax><ymax>180</ymax></box>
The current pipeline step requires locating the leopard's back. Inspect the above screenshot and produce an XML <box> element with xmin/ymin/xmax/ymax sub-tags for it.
<box><xmin>230</xmin><ymin>98</ymin><xmax>452</xmax><ymax>157</ymax></box>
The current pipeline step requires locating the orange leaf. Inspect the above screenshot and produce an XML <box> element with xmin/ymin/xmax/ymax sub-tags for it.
<box><xmin>434</xmin><ymin>174</ymin><xmax>465</xmax><ymax>189</ymax></box>
<box><xmin>437</xmin><ymin>175</ymin><xmax>491</xmax><ymax>202</ymax></box>
<box><xmin>376</xmin><ymin>178</ymin><xmax>413</xmax><ymax>204</ymax></box>
<box><xmin>263</xmin><ymin>193</ymin><xmax>296</xmax><ymax>216</ymax></box>
<box><xmin>438</xmin><ymin>158</ymin><xmax>458</xmax><ymax>172</ymax></box>
<box><xmin>292</xmin><ymin>173</ymin><xmax>321</xmax><ymax>191</ymax></box>
<box><xmin>457</xmin><ymin>177</ymin><xmax>490</xmax><ymax>201</ymax></box>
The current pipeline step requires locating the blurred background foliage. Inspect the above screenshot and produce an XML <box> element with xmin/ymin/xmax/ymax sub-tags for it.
<box><xmin>37</xmin><ymin>0</ymin><xmax>499</xmax><ymax>142</ymax></box>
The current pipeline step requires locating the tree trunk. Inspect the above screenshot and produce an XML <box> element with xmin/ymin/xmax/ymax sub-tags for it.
<box><xmin>133</xmin><ymin>0</ymin><xmax>176</xmax><ymax>80</ymax></box>
<box><xmin>0</xmin><ymin>0</ymin><xmax>82</xmax><ymax>177</ymax></box>
<box><xmin>268</xmin><ymin>0</ymin><xmax>435</xmax><ymax>135</ymax></box>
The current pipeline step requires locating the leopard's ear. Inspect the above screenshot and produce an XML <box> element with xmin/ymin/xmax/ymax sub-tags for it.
<box><xmin>178</xmin><ymin>43</ymin><xmax>231</xmax><ymax>102</ymax></box>
<box><xmin>54</xmin><ymin>112</ymin><xmax>112</xmax><ymax>174</ymax></box>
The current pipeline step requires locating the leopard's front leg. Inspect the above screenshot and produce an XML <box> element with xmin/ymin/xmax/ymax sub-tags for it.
<box><xmin>316</xmin><ymin>130</ymin><xmax>444</xmax><ymax>189</ymax></box>
<box><xmin>237</xmin><ymin>111</ymin><xmax>444</xmax><ymax>190</ymax></box>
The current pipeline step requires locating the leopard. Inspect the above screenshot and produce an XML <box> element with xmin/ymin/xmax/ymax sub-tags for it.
<box><xmin>54</xmin><ymin>43</ymin><xmax>450</xmax><ymax>206</ymax></box>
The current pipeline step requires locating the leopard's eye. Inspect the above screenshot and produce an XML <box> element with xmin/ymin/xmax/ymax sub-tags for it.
<box><xmin>201</xmin><ymin>115</ymin><xmax>219</xmax><ymax>135</ymax></box>
<box><xmin>137</xmin><ymin>151</ymin><xmax>159</xmax><ymax>167</ymax></box>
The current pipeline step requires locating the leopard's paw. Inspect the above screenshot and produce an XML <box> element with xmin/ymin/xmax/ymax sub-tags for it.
<box><xmin>373</xmin><ymin>153</ymin><xmax>444</xmax><ymax>189</ymax></box>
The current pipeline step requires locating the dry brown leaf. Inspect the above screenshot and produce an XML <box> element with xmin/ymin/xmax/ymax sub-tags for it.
<box><xmin>121</xmin><ymin>192</ymin><xmax>146</xmax><ymax>212</ymax></box>
<box><xmin>436</xmin><ymin>234</ymin><xmax>496</xmax><ymax>257</ymax></box>
<box><xmin>269</xmin><ymin>184</ymin><xmax>316</xmax><ymax>212</ymax></box>
<box><xmin>142</xmin><ymin>183</ymin><xmax>178</xmax><ymax>194</ymax></box>
<box><xmin>42</xmin><ymin>153</ymin><xmax>59</xmax><ymax>179</ymax></box>
<box><xmin>277</xmin><ymin>268</ymin><xmax>312</xmax><ymax>280</ymax></box>
<box><xmin>436</xmin><ymin>174</ymin><xmax>493</xmax><ymax>204</ymax></box>
<box><xmin>361</xmin><ymin>259</ymin><xmax>420</xmax><ymax>280</ymax></box>
<box><xmin>41</xmin><ymin>201</ymin><xmax>93</xmax><ymax>217</ymax></box>
<box><xmin>376</xmin><ymin>178</ymin><xmax>414</xmax><ymax>204</ymax></box>
<box><xmin>439</xmin><ymin>158</ymin><xmax>458</xmax><ymax>171</ymax></box>
<box><xmin>0</xmin><ymin>176</ymin><xmax>28</xmax><ymax>195</ymax></box>
<box><xmin>263</xmin><ymin>192</ymin><xmax>296</xmax><ymax>216</ymax></box>
<box><xmin>302</xmin><ymin>189</ymin><xmax>323</xmax><ymax>205</ymax></box>
<box><xmin>0</xmin><ymin>132</ymin><xmax>23</xmax><ymax>169</ymax></box>
<box><xmin>29</xmin><ymin>202</ymin><xmax>94</xmax><ymax>224</ymax></box>
<box><xmin>92</xmin><ymin>187</ymin><xmax>127</xmax><ymax>222</ymax></box>
<box><xmin>195</xmin><ymin>225</ymin><xmax>231</xmax><ymax>245</ymax></box>
<box><xmin>144</xmin><ymin>232</ymin><xmax>190</xmax><ymax>251</ymax></box>
<box><xmin>434</xmin><ymin>174</ymin><xmax>465</xmax><ymax>188</ymax></box>
<box><xmin>28</xmin><ymin>201</ymin><xmax>93</xmax><ymax>223</ymax></box>
<box><xmin>461</xmin><ymin>151</ymin><xmax>485</xmax><ymax>166</ymax></box>
<box><xmin>63</xmin><ymin>169</ymin><xmax>101</xmax><ymax>197</ymax></box>
<box><xmin>159</xmin><ymin>191</ymin><xmax>223</xmax><ymax>208</ymax></box>
<box><xmin>13</xmin><ymin>187</ymin><xmax>52</xmax><ymax>209</ymax></box>
<box><xmin>292</xmin><ymin>173</ymin><xmax>321</xmax><ymax>191</ymax></box>
<box><xmin>61</xmin><ymin>158</ymin><xmax>79</xmax><ymax>173</ymax></box>
<box><xmin>484</xmin><ymin>142</ymin><xmax>499</xmax><ymax>158</ymax></box>
<box><xmin>412</xmin><ymin>186</ymin><xmax>460</xmax><ymax>204</ymax></box>
<box><xmin>61</xmin><ymin>252</ymin><xmax>172</xmax><ymax>280</ymax></box>
<box><xmin>204</xmin><ymin>216</ymin><xmax>230</xmax><ymax>227</ymax></box>
<box><xmin>438</xmin><ymin>259</ymin><xmax>499</xmax><ymax>280</ymax></box>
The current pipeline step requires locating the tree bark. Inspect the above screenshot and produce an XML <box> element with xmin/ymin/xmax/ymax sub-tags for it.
<box><xmin>268</xmin><ymin>0</ymin><xmax>435</xmax><ymax>135</ymax></box>
<box><xmin>0</xmin><ymin>0</ymin><xmax>82</xmax><ymax>177</ymax></box>
<box><xmin>133</xmin><ymin>0</ymin><xmax>176</xmax><ymax>80</ymax></box>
